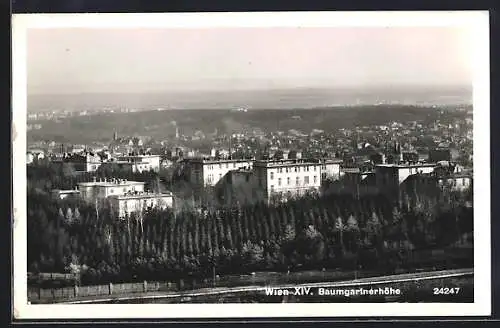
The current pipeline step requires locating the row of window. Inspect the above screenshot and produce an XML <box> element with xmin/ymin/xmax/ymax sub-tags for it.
<box><xmin>206</xmin><ymin>163</ymin><xmax>248</xmax><ymax>170</ymax></box>
<box><xmin>273</xmin><ymin>175</ymin><xmax>318</xmax><ymax>188</ymax></box>
<box><xmin>274</xmin><ymin>166</ymin><xmax>319</xmax><ymax>175</ymax></box>
<box><xmin>107</xmin><ymin>187</ymin><xmax>136</xmax><ymax>195</ymax></box>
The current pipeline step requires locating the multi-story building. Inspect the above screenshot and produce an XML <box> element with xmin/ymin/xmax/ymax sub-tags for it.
<box><xmin>52</xmin><ymin>152</ymin><xmax>102</xmax><ymax>173</ymax></box>
<box><xmin>402</xmin><ymin>171</ymin><xmax>472</xmax><ymax>195</ymax></box>
<box><xmin>214</xmin><ymin>168</ymin><xmax>257</xmax><ymax>206</ymax></box>
<box><xmin>77</xmin><ymin>177</ymin><xmax>145</xmax><ymax>203</ymax></box>
<box><xmin>184</xmin><ymin>158</ymin><xmax>254</xmax><ymax>191</ymax></box>
<box><xmin>437</xmin><ymin>172</ymin><xmax>473</xmax><ymax>192</ymax></box>
<box><xmin>108</xmin><ymin>191</ymin><xmax>174</xmax><ymax>218</ymax></box>
<box><xmin>320</xmin><ymin>158</ymin><xmax>343</xmax><ymax>181</ymax></box>
<box><xmin>252</xmin><ymin>159</ymin><xmax>323</xmax><ymax>202</ymax></box>
<box><xmin>375</xmin><ymin>162</ymin><xmax>436</xmax><ymax>194</ymax></box>
<box><xmin>116</xmin><ymin>155</ymin><xmax>161</xmax><ymax>173</ymax></box>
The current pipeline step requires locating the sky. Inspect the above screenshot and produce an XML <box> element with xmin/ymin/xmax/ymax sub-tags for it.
<box><xmin>27</xmin><ymin>27</ymin><xmax>473</xmax><ymax>94</ymax></box>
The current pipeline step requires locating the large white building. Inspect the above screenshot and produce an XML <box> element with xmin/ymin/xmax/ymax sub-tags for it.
<box><xmin>252</xmin><ymin>159</ymin><xmax>323</xmax><ymax>202</ymax></box>
<box><xmin>108</xmin><ymin>191</ymin><xmax>174</xmax><ymax>218</ymax></box>
<box><xmin>185</xmin><ymin>158</ymin><xmax>254</xmax><ymax>189</ymax></box>
<box><xmin>77</xmin><ymin>178</ymin><xmax>146</xmax><ymax>203</ymax></box>
<box><xmin>116</xmin><ymin>155</ymin><xmax>161</xmax><ymax>173</ymax></box>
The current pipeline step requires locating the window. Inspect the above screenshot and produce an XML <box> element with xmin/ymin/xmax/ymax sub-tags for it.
<box><xmin>270</xmin><ymin>172</ymin><xmax>274</xmax><ymax>180</ymax></box>
<box><xmin>271</xmin><ymin>185</ymin><xmax>275</xmax><ymax>192</ymax></box>
<box><xmin>314</xmin><ymin>176</ymin><xmax>317</xmax><ymax>183</ymax></box>
<box><xmin>287</xmin><ymin>177</ymin><xmax>291</xmax><ymax>185</ymax></box>
<box><xmin>294</xmin><ymin>167</ymin><xmax>298</xmax><ymax>172</ymax></box>
<box><xmin>110</xmin><ymin>188</ymin><xmax>114</xmax><ymax>194</ymax></box>
<box><xmin>226</xmin><ymin>163</ymin><xmax>229</xmax><ymax>168</ymax></box>
<box><xmin>233</xmin><ymin>163</ymin><xmax>236</xmax><ymax>168</ymax></box>
<box><xmin>296</xmin><ymin>177</ymin><xmax>300</xmax><ymax>185</ymax></box>
<box><xmin>219</xmin><ymin>164</ymin><xmax>222</xmax><ymax>169</ymax></box>
<box><xmin>123</xmin><ymin>187</ymin><xmax>127</xmax><ymax>193</ymax></box>
<box><xmin>286</xmin><ymin>168</ymin><xmax>289</xmax><ymax>173</ymax></box>
<box><xmin>278</xmin><ymin>178</ymin><xmax>282</xmax><ymax>186</ymax></box>
<box><xmin>219</xmin><ymin>173</ymin><xmax>222</xmax><ymax>179</ymax></box>
<box><xmin>304</xmin><ymin>176</ymin><xmax>309</xmax><ymax>185</ymax></box>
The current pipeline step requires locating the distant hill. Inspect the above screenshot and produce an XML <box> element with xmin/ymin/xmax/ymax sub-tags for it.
<box><xmin>27</xmin><ymin>105</ymin><xmax>471</xmax><ymax>144</ymax></box>
<box><xmin>27</xmin><ymin>86</ymin><xmax>472</xmax><ymax>113</ymax></box>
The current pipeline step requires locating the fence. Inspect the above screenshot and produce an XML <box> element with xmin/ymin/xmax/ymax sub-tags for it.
<box><xmin>28</xmin><ymin>278</ymin><xmax>211</xmax><ymax>302</ymax></box>
<box><xmin>28</xmin><ymin>268</ymin><xmax>473</xmax><ymax>303</ymax></box>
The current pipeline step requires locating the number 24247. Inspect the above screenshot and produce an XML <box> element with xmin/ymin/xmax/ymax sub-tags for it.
<box><xmin>433</xmin><ymin>287</ymin><xmax>461</xmax><ymax>295</ymax></box>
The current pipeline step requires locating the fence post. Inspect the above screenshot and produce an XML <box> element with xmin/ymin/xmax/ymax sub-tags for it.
<box><xmin>74</xmin><ymin>285</ymin><xmax>79</xmax><ymax>298</ymax></box>
<box><xmin>109</xmin><ymin>282</ymin><xmax>113</xmax><ymax>295</ymax></box>
<box><xmin>143</xmin><ymin>281</ymin><xmax>147</xmax><ymax>292</ymax></box>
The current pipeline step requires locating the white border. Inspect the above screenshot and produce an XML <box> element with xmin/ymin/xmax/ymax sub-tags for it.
<box><xmin>12</xmin><ymin>11</ymin><xmax>491</xmax><ymax>319</ymax></box>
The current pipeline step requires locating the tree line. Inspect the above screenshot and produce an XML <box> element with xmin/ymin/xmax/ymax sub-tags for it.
<box><xmin>27</xmin><ymin>176</ymin><xmax>473</xmax><ymax>286</ymax></box>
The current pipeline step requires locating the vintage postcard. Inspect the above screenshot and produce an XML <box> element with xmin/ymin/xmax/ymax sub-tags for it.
<box><xmin>12</xmin><ymin>11</ymin><xmax>490</xmax><ymax>319</ymax></box>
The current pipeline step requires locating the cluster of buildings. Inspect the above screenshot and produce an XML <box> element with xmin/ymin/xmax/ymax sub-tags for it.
<box><xmin>35</xmin><ymin>108</ymin><xmax>473</xmax><ymax>215</ymax></box>
<box><xmin>49</xmin><ymin>152</ymin><xmax>162</xmax><ymax>174</ymax></box>
<box><xmin>181</xmin><ymin>153</ymin><xmax>471</xmax><ymax>206</ymax></box>
<box><xmin>48</xmin><ymin>144</ymin><xmax>472</xmax><ymax>218</ymax></box>
<box><xmin>52</xmin><ymin>177</ymin><xmax>174</xmax><ymax>219</ymax></box>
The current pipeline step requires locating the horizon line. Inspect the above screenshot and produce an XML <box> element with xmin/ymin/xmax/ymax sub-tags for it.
<box><xmin>28</xmin><ymin>84</ymin><xmax>473</xmax><ymax>97</ymax></box>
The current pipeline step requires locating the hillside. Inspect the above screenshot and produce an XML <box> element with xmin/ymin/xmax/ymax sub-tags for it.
<box><xmin>26</xmin><ymin>105</ymin><xmax>468</xmax><ymax>144</ymax></box>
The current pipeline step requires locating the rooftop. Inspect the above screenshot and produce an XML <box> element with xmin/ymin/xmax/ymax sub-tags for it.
<box><xmin>186</xmin><ymin>157</ymin><xmax>254</xmax><ymax>164</ymax></box>
<box><xmin>77</xmin><ymin>178</ymin><xmax>145</xmax><ymax>187</ymax></box>
<box><xmin>51</xmin><ymin>189</ymin><xmax>80</xmax><ymax>194</ymax></box>
<box><xmin>118</xmin><ymin>154</ymin><xmax>161</xmax><ymax>158</ymax></box>
<box><xmin>376</xmin><ymin>163</ymin><xmax>437</xmax><ymax>169</ymax></box>
<box><xmin>254</xmin><ymin>158</ymin><xmax>323</xmax><ymax>167</ymax></box>
<box><xmin>109</xmin><ymin>191</ymin><xmax>173</xmax><ymax>200</ymax></box>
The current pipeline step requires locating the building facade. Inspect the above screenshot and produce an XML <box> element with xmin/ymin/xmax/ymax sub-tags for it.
<box><xmin>375</xmin><ymin>163</ymin><xmax>436</xmax><ymax>194</ymax></box>
<box><xmin>184</xmin><ymin>158</ymin><xmax>254</xmax><ymax>190</ymax></box>
<box><xmin>53</xmin><ymin>152</ymin><xmax>102</xmax><ymax>173</ymax></box>
<box><xmin>108</xmin><ymin>191</ymin><xmax>174</xmax><ymax>218</ymax></box>
<box><xmin>77</xmin><ymin>178</ymin><xmax>145</xmax><ymax>203</ymax></box>
<box><xmin>252</xmin><ymin>159</ymin><xmax>322</xmax><ymax>202</ymax></box>
<box><xmin>437</xmin><ymin>173</ymin><xmax>472</xmax><ymax>192</ymax></box>
<box><xmin>116</xmin><ymin>155</ymin><xmax>161</xmax><ymax>173</ymax></box>
<box><xmin>214</xmin><ymin>169</ymin><xmax>258</xmax><ymax>206</ymax></box>
<box><xmin>320</xmin><ymin>158</ymin><xmax>343</xmax><ymax>181</ymax></box>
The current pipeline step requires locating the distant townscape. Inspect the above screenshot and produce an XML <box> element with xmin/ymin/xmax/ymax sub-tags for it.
<box><xmin>27</xmin><ymin>102</ymin><xmax>473</xmax><ymax>303</ymax></box>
